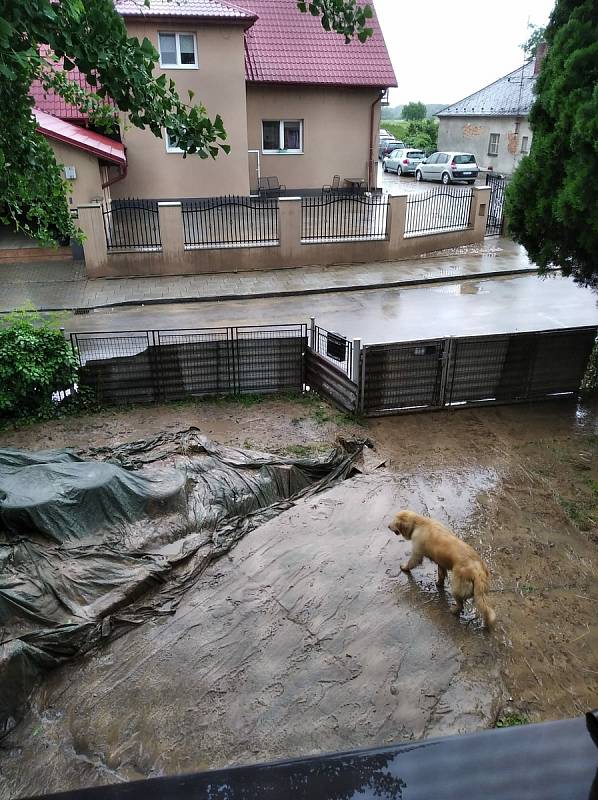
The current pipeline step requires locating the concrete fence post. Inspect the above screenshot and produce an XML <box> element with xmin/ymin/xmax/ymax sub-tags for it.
<box><xmin>470</xmin><ymin>186</ymin><xmax>492</xmax><ymax>238</ymax></box>
<box><xmin>158</xmin><ymin>202</ymin><xmax>185</xmax><ymax>269</ymax></box>
<box><xmin>77</xmin><ymin>204</ymin><xmax>107</xmax><ymax>276</ymax></box>
<box><xmin>278</xmin><ymin>197</ymin><xmax>302</xmax><ymax>263</ymax></box>
<box><xmin>388</xmin><ymin>194</ymin><xmax>407</xmax><ymax>256</ymax></box>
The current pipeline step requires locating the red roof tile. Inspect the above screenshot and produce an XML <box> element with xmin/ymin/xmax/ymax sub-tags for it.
<box><xmin>30</xmin><ymin>47</ymin><xmax>110</xmax><ymax>122</ymax></box>
<box><xmin>30</xmin><ymin>73</ymin><xmax>92</xmax><ymax>122</ymax></box>
<box><xmin>116</xmin><ymin>0</ymin><xmax>256</xmax><ymax>22</ymax></box>
<box><xmin>34</xmin><ymin>108</ymin><xmax>126</xmax><ymax>166</ymax></box>
<box><xmin>242</xmin><ymin>0</ymin><xmax>396</xmax><ymax>88</ymax></box>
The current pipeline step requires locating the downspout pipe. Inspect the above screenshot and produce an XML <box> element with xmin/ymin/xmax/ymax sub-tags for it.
<box><xmin>368</xmin><ymin>90</ymin><xmax>386</xmax><ymax>191</ymax></box>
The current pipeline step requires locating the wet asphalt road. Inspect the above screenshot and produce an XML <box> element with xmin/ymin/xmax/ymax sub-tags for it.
<box><xmin>65</xmin><ymin>273</ymin><xmax>598</xmax><ymax>345</ymax></box>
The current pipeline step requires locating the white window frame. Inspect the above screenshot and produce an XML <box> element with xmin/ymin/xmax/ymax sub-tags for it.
<box><xmin>488</xmin><ymin>133</ymin><xmax>500</xmax><ymax>156</ymax></box>
<box><xmin>262</xmin><ymin>120</ymin><xmax>303</xmax><ymax>154</ymax></box>
<box><xmin>520</xmin><ymin>135</ymin><xmax>529</xmax><ymax>154</ymax></box>
<box><xmin>158</xmin><ymin>32</ymin><xmax>198</xmax><ymax>69</ymax></box>
<box><xmin>165</xmin><ymin>130</ymin><xmax>184</xmax><ymax>154</ymax></box>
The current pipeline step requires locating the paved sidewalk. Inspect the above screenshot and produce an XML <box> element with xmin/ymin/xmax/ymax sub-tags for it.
<box><xmin>0</xmin><ymin>238</ymin><xmax>536</xmax><ymax>312</ymax></box>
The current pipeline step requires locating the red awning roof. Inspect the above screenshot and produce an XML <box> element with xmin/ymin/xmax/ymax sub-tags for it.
<box><xmin>34</xmin><ymin>108</ymin><xmax>126</xmax><ymax>166</ymax></box>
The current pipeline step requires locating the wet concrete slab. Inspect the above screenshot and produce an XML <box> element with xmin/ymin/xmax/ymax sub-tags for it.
<box><xmin>63</xmin><ymin>273</ymin><xmax>598</xmax><ymax>344</ymax></box>
<box><xmin>0</xmin><ymin>470</ymin><xmax>501</xmax><ymax>797</ymax></box>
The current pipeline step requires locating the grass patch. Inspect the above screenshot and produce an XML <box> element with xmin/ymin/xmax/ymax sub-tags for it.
<box><xmin>495</xmin><ymin>713</ymin><xmax>529</xmax><ymax>728</ymax></box>
<box><xmin>558</xmin><ymin>477</ymin><xmax>598</xmax><ymax>531</ymax></box>
<box><xmin>279</xmin><ymin>442</ymin><xmax>332</xmax><ymax>459</ymax></box>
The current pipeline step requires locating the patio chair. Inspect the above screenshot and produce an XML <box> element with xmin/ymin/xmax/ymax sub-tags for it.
<box><xmin>322</xmin><ymin>175</ymin><xmax>341</xmax><ymax>194</ymax></box>
<box><xmin>259</xmin><ymin>176</ymin><xmax>286</xmax><ymax>197</ymax></box>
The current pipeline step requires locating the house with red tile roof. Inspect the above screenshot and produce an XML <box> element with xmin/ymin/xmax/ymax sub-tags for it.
<box><xmin>31</xmin><ymin>0</ymin><xmax>396</xmax><ymax>200</ymax></box>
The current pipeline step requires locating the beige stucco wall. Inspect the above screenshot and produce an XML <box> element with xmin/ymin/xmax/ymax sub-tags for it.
<box><xmin>437</xmin><ymin>116</ymin><xmax>533</xmax><ymax>176</ymax></box>
<box><xmin>112</xmin><ymin>21</ymin><xmax>249</xmax><ymax>200</ymax></box>
<box><xmin>48</xmin><ymin>139</ymin><xmax>103</xmax><ymax>207</ymax></box>
<box><xmin>246</xmin><ymin>86</ymin><xmax>382</xmax><ymax>191</ymax></box>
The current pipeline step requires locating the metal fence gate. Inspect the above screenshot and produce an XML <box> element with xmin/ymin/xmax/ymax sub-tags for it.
<box><xmin>72</xmin><ymin>324</ymin><xmax>307</xmax><ymax>405</ymax></box>
<box><xmin>485</xmin><ymin>173</ymin><xmax>508</xmax><ymax>236</ymax></box>
<box><xmin>361</xmin><ymin>327</ymin><xmax>597</xmax><ymax>415</ymax></box>
<box><xmin>305</xmin><ymin>324</ymin><xmax>359</xmax><ymax>412</ymax></box>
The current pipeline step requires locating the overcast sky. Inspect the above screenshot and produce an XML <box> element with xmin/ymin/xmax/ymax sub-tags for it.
<box><xmin>375</xmin><ymin>0</ymin><xmax>555</xmax><ymax>106</ymax></box>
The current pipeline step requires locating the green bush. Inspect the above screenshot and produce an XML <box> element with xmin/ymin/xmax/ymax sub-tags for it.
<box><xmin>0</xmin><ymin>309</ymin><xmax>78</xmax><ymax>420</ymax></box>
<box><xmin>382</xmin><ymin>119</ymin><xmax>438</xmax><ymax>154</ymax></box>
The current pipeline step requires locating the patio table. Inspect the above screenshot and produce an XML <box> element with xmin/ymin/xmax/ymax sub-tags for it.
<box><xmin>344</xmin><ymin>178</ymin><xmax>366</xmax><ymax>193</ymax></box>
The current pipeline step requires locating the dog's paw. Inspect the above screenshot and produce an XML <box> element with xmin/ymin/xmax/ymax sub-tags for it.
<box><xmin>400</xmin><ymin>563</ymin><xmax>411</xmax><ymax>573</ymax></box>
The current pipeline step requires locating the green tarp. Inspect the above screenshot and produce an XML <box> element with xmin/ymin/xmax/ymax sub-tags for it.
<box><xmin>0</xmin><ymin>430</ymin><xmax>365</xmax><ymax>734</ymax></box>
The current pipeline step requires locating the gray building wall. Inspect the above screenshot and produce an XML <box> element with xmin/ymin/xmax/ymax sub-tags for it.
<box><xmin>437</xmin><ymin>115</ymin><xmax>532</xmax><ymax>175</ymax></box>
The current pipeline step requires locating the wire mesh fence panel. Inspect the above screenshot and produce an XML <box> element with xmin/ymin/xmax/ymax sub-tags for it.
<box><xmin>310</xmin><ymin>325</ymin><xmax>353</xmax><ymax>379</ymax></box>
<box><xmin>72</xmin><ymin>332</ymin><xmax>157</xmax><ymax>404</ymax></box>
<box><xmin>156</xmin><ymin>329</ymin><xmax>233</xmax><ymax>399</ymax></box>
<box><xmin>445</xmin><ymin>334</ymin><xmax>532</xmax><ymax>405</ymax></box>
<box><xmin>301</xmin><ymin>195</ymin><xmax>389</xmax><ymax>242</ymax></box>
<box><xmin>405</xmin><ymin>188</ymin><xmax>473</xmax><ymax>237</ymax></box>
<box><xmin>528</xmin><ymin>328</ymin><xmax>597</xmax><ymax>398</ymax></box>
<box><xmin>183</xmin><ymin>196</ymin><xmax>279</xmax><ymax>249</ymax></box>
<box><xmin>235</xmin><ymin>325</ymin><xmax>307</xmax><ymax>393</ymax></box>
<box><xmin>362</xmin><ymin>340</ymin><xmax>447</xmax><ymax>414</ymax></box>
<box><xmin>102</xmin><ymin>200</ymin><xmax>161</xmax><ymax>251</ymax></box>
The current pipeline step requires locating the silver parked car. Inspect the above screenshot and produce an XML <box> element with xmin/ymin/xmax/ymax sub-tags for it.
<box><xmin>415</xmin><ymin>152</ymin><xmax>479</xmax><ymax>185</ymax></box>
<box><xmin>383</xmin><ymin>148</ymin><xmax>426</xmax><ymax>176</ymax></box>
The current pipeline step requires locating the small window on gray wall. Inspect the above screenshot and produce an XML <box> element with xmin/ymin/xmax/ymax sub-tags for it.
<box><xmin>488</xmin><ymin>133</ymin><xmax>500</xmax><ymax>156</ymax></box>
<box><xmin>521</xmin><ymin>135</ymin><xmax>529</xmax><ymax>154</ymax></box>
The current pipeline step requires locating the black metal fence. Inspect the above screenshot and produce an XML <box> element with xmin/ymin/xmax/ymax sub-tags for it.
<box><xmin>70</xmin><ymin>322</ymin><xmax>596</xmax><ymax>418</ymax></box>
<box><xmin>72</xmin><ymin>324</ymin><xmax>306</xmax><ymax>404</ymax></box>
<box><xmin>485</xmin><ymin>173</ymin><xmax>508</xmax><ymax>236</ymax></box>
<box><xmin>301</xmin><ymin>194</ymin><xmax>389</xmax><ymax>242</ymax></box>
<box><xmin>310</xmin><ymin>324</ymin><xmax>353</xmax><ymax>379</ymax></box>
<box><xmin>361</xmin><ymin>327</ymin><xmax>597</xmax><ymax>415</ymax></box>
<box><xmin>102</xmin><ymin>199</ymin><xmax>161</xmax><ymax>251</ymax></box>
<box><xmin>405</xmin><ymin>188</ymin><xmax>473</xmax><ymax>237</ymax></box>
<box><xmin>183</xmin><ymin>196</ymin><xmax>279</xmax><ymax>249</ymax></box>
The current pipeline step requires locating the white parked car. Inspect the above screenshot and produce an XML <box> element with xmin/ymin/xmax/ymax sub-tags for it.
<box><xmin>415</xmin><ymin>152</ymin><xmax>479</xmax><ymax>185</ymax></box>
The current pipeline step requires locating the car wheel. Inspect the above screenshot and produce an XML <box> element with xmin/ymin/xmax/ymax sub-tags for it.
<box><xmin>442</xmin><ymin>172</ymin><xmax>451</xmax><ymax>185</ymax></box>
<box><xmin>415</xmin><ymin>170</ymin><xmax>423</xmax><ymax>182</ymax></box>
<box><xmin>397</xmin><ymin>166</ymin><xmax>403</xmax><ymax>176</ymax></box>
<box><xmin>382</xmin><ymin>161</ymin><xmax>387</xmax><ymax>172</ymax></box>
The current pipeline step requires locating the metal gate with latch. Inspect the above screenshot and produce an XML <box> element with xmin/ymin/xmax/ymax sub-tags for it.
<box><xmin>485</xmin><ymin>172</ymin><xmax>508</xmax><ymax>236</ymax></box>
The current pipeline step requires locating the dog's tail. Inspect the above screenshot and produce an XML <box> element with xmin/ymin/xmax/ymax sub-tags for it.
<box><xmin>472</xmin><ymin>562</ymin><xmax>496</xmax><ymax>628</ymax></box>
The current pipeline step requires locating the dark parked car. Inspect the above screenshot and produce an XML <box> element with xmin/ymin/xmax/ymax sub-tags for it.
<box><xmin>378</xmin><ymin>138</ymin><xmax>405</xmax><ymax>159</ymax></box>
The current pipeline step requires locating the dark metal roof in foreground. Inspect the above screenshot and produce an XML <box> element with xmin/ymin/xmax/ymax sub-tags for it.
<box><xmin>27</xmin><ymin>712</ymin><xmax>598</xmax><ymax>800</ymax></box>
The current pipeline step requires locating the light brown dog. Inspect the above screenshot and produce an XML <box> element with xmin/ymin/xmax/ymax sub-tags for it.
<box><xmin>388</xmin><ymin>509</ymin><xmax>496</xmax><ymax>627</ymax></box>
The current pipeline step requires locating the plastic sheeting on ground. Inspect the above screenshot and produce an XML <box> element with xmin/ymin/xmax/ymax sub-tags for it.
<box><xmin>0</xmin><ymin>429</ymin><xmax>366</xmax><ymax>735</ymax></box>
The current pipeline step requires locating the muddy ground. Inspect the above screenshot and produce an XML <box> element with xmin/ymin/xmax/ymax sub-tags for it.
<box><xmin>1</xmin><ymin>395</ymin><xmax>597</xmax><ymax>796</ymax></box>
